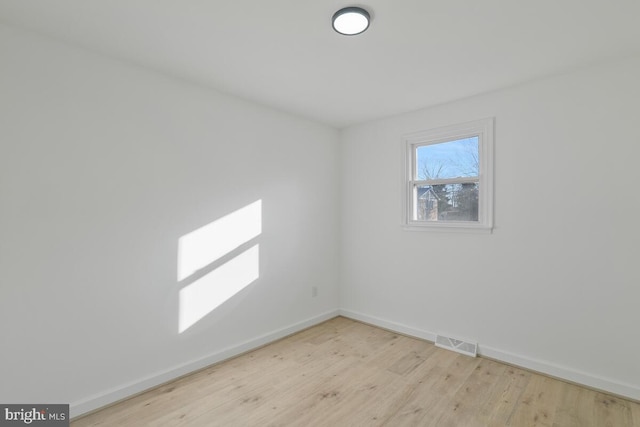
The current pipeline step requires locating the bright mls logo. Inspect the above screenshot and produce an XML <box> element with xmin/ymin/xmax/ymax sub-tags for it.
<box><xmin>1</xmin><ymin>405</ymin><xmax>68</xmax><ymax>426</ymax></box>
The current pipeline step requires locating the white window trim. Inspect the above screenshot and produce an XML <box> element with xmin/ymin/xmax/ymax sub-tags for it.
<box><xmin>402</xmin><ymin>118</ymin><xmax>494</xmax><ymax>233</ymax></box>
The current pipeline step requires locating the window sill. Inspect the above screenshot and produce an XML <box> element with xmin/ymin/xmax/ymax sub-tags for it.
<box><xmin>402</xmin><ymin>222</ymin><xmax>493</xmax><ymax>234</ymax></box>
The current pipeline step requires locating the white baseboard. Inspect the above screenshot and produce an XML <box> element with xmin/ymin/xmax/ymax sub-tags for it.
<box><xmin>338</xmin><ymin>309</ymin><xmax>437</xmax><ymax>342</ymax></box>
<box><xmin>71</xmin><ymin>309</ymin><xmax>340</xmax><ymax>419</ymax></box>
<box><xmin>338</xmin><ymin>309</ymin><xmax>640</xmax><ymax>401</ymax></box>
<box><xmin>478</xmin><ymin>345</ymin><xmax>640</xmax><ymax>401</ymax></box>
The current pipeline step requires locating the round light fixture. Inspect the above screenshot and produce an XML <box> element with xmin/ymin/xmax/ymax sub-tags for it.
<box><xmin>332</xmin><ymin>7</ymin><xmax>370</xmax><ymax>36</ymax></box>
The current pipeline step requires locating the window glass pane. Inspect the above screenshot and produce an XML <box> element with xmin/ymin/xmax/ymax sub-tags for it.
<box><xmin>416</xmin><ymin>136</ymin><xmax>479</xmax><ymax>180</ymax></box>
<box><xmin>415</xmin><ymin>183</ymin><xmax>479</xmax><ymax>222</ymax></box>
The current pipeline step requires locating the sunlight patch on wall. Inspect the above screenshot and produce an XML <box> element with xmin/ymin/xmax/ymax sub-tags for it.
<box><xmin>177</xmin><ymin>200</ymin><xmax>262</xmax><ymax>333</ymax></box>
<box><xmin>179</xmin><ymin>245</ymin><xmax>259</xmax><ymax>333</ymax></box>
<box><xmin>177</xmin><ymin>200</ymin><xmax>262</xmax><ymax>281</ymax></box>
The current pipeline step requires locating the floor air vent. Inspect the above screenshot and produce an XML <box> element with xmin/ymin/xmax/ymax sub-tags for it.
<box><xmin>435</xmin><ymin>334</ymin><xmax>477</xmax><ymax>357</ymax></box>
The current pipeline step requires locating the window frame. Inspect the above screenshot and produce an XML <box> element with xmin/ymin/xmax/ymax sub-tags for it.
<box><xmin>402</xmin><ymin>118</ymin><xmax>494</xmax><ymax>232</ymax></box>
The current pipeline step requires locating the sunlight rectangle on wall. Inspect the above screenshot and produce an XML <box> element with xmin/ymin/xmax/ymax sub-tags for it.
<box><xmin>177</xmin><ymin>200</ymin><xmax>261</xmax><ymax>281</ymax></box>
<box><xmin>178</xmin><ymin>244</ymin><xmax>259</xmax><ymax>333</ymax></box>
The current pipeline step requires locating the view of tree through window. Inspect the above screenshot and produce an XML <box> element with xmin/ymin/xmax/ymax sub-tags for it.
<box><xmin>414</xmin><ymin>136</ymin><xmax>479</xmax><ymax>222</ymax></box>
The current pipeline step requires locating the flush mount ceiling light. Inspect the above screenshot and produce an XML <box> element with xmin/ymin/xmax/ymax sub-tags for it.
<box><xmin>332</xmin><ymin>7</ymin><xmax>370</xmax><ymax>36</ymax></box>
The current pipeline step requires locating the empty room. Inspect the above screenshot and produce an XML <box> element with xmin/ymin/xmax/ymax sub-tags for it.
<box><xmin>1</xmin><ymin>1</ymin><xmax>639</xmax><ymax>426</ymax></box>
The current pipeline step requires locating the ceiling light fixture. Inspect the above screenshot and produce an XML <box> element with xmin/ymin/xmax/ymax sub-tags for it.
<box><xmin>332</xmin><ymin>7</ymin><xmax>370</xmax><ymax>36</ymax></box>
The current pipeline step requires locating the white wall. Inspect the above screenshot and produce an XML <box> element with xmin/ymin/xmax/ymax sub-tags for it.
<box><xmin>0</xmin><ymin>24</ymin><xmax>340</xmax><ymax>415</ymax></box>
<box><xmin>340</xmin><ymin>56</ymin><xmax>640</xmax><ymax>399</ymax></box>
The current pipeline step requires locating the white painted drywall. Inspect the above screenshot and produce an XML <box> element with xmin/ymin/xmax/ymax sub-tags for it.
<box><xmin>340</xmin><ymin>56</ymin><xmax>640</xmax><ymax>398</ymax></box>
<box><xmin>0</xmin><ymin>24</ymin><xmax>340</xmax><ymax>413</ymax></box>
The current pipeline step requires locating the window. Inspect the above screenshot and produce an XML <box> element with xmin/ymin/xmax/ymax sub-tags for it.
<box><xmin>403</xmin><ymin>118</ymin><xmax>494</xmax><ymax>232</ymax></box>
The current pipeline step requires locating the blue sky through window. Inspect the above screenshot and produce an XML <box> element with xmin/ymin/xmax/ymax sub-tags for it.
<box><xmin>416</xmin><ymin>136</ymin><xmax>479</xmax><ymax>180</ymax></box>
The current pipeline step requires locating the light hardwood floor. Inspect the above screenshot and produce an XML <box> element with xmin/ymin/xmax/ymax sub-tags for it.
<box><xmin>72</xmin><ymin>317</ymin><xmax>640</xmax><ymax>426</ymax></box>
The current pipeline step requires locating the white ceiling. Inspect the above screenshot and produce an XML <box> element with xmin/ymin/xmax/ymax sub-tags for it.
<box><xmin>1</xmin><ymin>1</ymin><xmax>639</xmax><ymax>128</ymax></box>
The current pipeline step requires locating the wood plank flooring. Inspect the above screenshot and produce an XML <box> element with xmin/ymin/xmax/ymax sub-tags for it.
<box><xmin>72</xmin><ymin>317</ymin><xmax>640</xmax><ymax>426</ymax></box>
